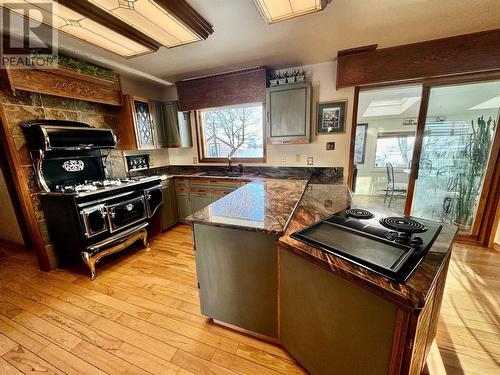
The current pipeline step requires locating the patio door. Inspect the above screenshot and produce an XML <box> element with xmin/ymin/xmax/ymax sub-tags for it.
<box><xmin>406</xmin><ymin>79</ymin><xmax>500</xmax><ymax>237</ymax></box>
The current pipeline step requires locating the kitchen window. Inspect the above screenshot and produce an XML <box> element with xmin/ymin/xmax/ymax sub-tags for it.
<box><xmin>196</xmin><ymin>103</ymin><xmax>265</xmax><ymax>162</ymax></box>
<box><xmin>374</xmin><ymin>131</ymin><xmax>415</xmax><ymax>168</ymax></box>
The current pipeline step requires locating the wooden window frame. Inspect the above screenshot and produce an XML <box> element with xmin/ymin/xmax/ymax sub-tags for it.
<box><xmin>348</xmin><ymin>72</ymin><xmax>500</xmax><ymax>247</ymax></box>
<box><xmin>195</xmin><ymin>102</ymin><xmax>267</xmax><ymax>163</ymax></box>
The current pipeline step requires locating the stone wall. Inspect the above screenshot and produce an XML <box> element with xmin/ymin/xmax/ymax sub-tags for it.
<box><xmin>0</xmin><ymin>89</ymin><xmax>126</xmax><ymax>267</ymax></box>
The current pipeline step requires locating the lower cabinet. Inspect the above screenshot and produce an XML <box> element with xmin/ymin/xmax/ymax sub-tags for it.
<box><xmin>160</xmin><ymin>180</ymin><xmax>178</xmax><ymax>230</ymax></box>
<box><xmin>175</xmin><ymin>178</ymin><xmax>247</xmax><ymax>220</ymax></box>
<box><xmin>279</xmin><ymin>247</ymin><xmax>396</xmax><ymax>375</ymax></box>
<box><xmin>190</xmin><ymin>192</ymin><xmax>212</xmax><ymax>213</ymax></box>
<box><xmin>194</xmin><ymin>224</ymin><xmax>278</xmax><ymax>338</ymax></box>
<box><xmin>176</xmin><ymin>192</ymin><xmax>191</xmax><ymax>220</ymax></box>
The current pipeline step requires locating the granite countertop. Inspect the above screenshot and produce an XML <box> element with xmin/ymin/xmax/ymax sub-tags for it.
<box><xmin>186</xmin><ymin>179</ymin><xmax>308</xmax><ymax>238</ymax></box>
<box><xmin>278</xmin><ymin>184</ymin><xmax>457</xmax><ymax>309</ymax></box>
<box><xmin>156</xmin><ymin>169</ymin><xmax>454</xmax><ymax>309</ymax></box>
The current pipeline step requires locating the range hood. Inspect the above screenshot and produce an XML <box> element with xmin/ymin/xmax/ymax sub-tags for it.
<box><xmin>22</xmin><ymin>120</ymin><xmax>118</xmax><ymax>152</ymax></box>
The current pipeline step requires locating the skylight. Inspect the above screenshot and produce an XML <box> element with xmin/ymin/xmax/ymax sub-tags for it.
<box><xmin>363</xmin><ymin>97</ymin><xmax>421</xmax><ymax>117</ymax></box>
<box><xmin>468</xmin><ymin>94</ymin><xmax>500</xmax><ymax>110</ymax></box>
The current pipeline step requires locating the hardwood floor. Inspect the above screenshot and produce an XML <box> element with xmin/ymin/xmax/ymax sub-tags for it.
<box><xmin>0</xmin><ymin>225</ymin><xmax>498</xmax><ymax>375</ymax></box>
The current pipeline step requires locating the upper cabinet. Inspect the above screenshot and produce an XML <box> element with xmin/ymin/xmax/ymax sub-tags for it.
<box><xmin>117</xmin><ymin>95</ymin><xmax>157</xmax><ymax>150</ymax></box>
<box><xmin>117</xmin><ymin>96</ymin><xmax>192</xmax><ymax>150</ymax></box>
<box><xmin>152</xmin><ymin>101</ymin><xmax>193</xmax><ymax>148</ymax></box>
<box><xmin>266</xmin><ymin>82</ymin><xmax>312</xmax><ymax>144</ymax></box>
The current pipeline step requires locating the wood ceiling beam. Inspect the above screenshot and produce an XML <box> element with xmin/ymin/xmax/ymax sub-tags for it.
<box><xmin>57</xmin><ymin>0</ymin><xmax>162</xmax><ymax>51</ymax></box>
<box><xmin>155</xmin><ymin>0</ymin><xmax>214</xmax><ymax>39</ymax></box>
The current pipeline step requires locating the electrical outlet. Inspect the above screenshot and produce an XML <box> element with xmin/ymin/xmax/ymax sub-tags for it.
<box><xmin>192</xmin><ymin>156</ymin><xmax>198</xmax><ymax>164</ymax></box>
<box><xmin>281</xmin><ymin>156</ymin><xmax>286</xmax><ymax>165</ymax></box>
<box><xmin>295</xmin><ymin>153</ymin><xmax>301</xmax><ymax>162</ymax></box>
<box><xmin>326</xmin><ymin>142</ymin><xmax>335</xmax><ymax>150</ymax></box>
<box><xmin>307</xmin><ymin>156</ymin><xmax>314</xmax><ymax>165</ymax></box>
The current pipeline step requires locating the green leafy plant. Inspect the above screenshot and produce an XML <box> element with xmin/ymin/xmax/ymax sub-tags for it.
<box><xmin>30</xmin><ymin>50</ymin><xmax>117</xmax><ymax>79</ymax></box>
<box><xmin>455</xmin><ymin>116</ymin><xmax>496</xmax><ymax>228</ymax></box>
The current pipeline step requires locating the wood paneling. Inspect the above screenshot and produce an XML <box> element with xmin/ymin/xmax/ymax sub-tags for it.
<box><xmin>0</xmin><ymin>105</ymin><xmax>50</xmax><ymax>270</ymax></box>
<box><xmin>1</xmin><ymin>66</ymin><xmax>122</xmax><ymax>106</ymax></box>
<box><xmin>0</xmin><ymin>229</ymin><xmax>498</xmax><ymax>375</ymax></box>
<box><xmin>177</xmin><ymin>67</ymin><xmax>267</xmax><ymax>111</ymax></box>
<box><xmin>337</xmin><ymin>29</ymin><xmax>500</xmax><ymax>88</ymax></box>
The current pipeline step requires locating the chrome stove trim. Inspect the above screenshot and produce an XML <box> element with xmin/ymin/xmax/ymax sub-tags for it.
<box><xmin>80</xmin><ymin>204</ymin><xmax>108</xmax><ymax>238</ymax></box>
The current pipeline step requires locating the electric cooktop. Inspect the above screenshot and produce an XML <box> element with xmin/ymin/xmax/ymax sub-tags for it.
<box><xmin>291</xmin><ymin>208</ymin><xmax>442</xmax><ymax>282</ymax></box>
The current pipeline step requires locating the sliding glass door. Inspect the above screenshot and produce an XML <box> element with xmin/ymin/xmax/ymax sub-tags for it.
<box><xmin>409</xmin><ymin>80</ymin><xmax>500</xmax><ymax>234</ymax></box>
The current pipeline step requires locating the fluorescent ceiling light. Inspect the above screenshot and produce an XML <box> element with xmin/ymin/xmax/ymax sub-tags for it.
<box><xmin>468</xmin><ymin>94</ymin><xmax>500</xmax><ymax>110</ymax></box>
<box><xmin>87</xmin><ymin>0</ymin><xmax>201</xmax><ymax>48</ymax></box>
<box><xmin>363</xmin><ymin>97</ymin><xmax>421</xmax><ymax>117</ymax></box>
<box><xmin>0</xmin><ymin>0</ymin><xmax>212</xmax><ymax>57</ymax></box>
<box><xmin>254</xmin><ymin>0</ymin><xmax>330</xmax><ymax>23</ymax></box>
<box><xmin>2</xmin><ymin>0</ymin><xmax>153</xmax><ymax>57</ymax></box>
<box><xmin>0</xmin><ymin>0</ymin><xmax>153</xmax><ymax>57</ymax></box>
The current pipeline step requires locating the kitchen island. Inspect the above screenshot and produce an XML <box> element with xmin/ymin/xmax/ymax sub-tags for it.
<box><xmin>186</xmin><ymin>181</ymin><xmax>456</xmax><ymax>375</ymax></box>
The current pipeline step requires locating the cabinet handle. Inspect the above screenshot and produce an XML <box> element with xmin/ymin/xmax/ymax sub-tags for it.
<box><xmin>267</xmin><ymin>111</ymin><xmax>270</xmax><ymax>122</ymax></box>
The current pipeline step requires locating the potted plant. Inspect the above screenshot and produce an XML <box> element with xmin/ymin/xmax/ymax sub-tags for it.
<box><xmin>454</xmin><ymin>116</ymin><xmax>496</xmax><ymax>230</ymax></box>
<box><xmin>269</xmin><ymin>72</ymin><xmax>279</xmax><ymax>86</ymax></box>
<box><xmin>277</xmin><ymin>72</ymin><xmax>287</xmax><ymax>85</ymax></box>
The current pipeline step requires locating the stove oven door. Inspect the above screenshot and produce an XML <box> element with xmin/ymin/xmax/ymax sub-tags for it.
<box><xmin>81</xmin><ymin>204</ymin><xmax>108</xmax><ymax>238</ymax></box>
<box><xmin>107</xmin><ymin>196</ymin><xmax>147</xmax><ymax>233</ymax></box>
<box><xmin>144</xmin><ymin>186</ymin><xmax>163</xmax><ymax>218</ymax></box>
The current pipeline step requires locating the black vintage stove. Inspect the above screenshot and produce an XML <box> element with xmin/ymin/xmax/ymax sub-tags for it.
<box><xmin>23</xmin><ymin>120</ymin><xmax>163</xmax><ymax>279</ymax></box>
<box><xmin>291</xmin><ymin>208</ymin><xmax>442</xmax><ymax>282</ymax></box>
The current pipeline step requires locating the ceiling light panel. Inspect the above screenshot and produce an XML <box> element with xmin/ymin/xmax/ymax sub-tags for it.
<box><xmin>87</xmin><ymin>0</ymin><xmax>201</xmax><ymax>47</ymax></box>
<box><xmin>0</xmin><ymin>0</ymin><xmax>152</xmax><ymax>57</ymax></box>
<box><xmin>254</xmin><ymin>0</ymin><xmax>328</xmax><ymax>23</ymax></box>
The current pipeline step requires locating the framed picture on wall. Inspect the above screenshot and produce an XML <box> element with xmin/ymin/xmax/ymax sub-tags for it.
<box><xmin>354</xmin><ymin>123</ymin><xmax>368</xmax><ymax>164</ymax></box>
<box><xmin>317</xmin><ymin>100</ymin><xmax>347</xmax><ymax>134</ymax></box>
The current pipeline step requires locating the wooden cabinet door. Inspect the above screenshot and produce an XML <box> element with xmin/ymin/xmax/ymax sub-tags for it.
<box><xmin>176</xmin><ymin>193</ymin><xmax>191</xmax><ymax>220</ymax></box>
<box><xmin>190</xmin><ymin>192</ymin><xmax>212</xmax><ymax>213</ymax></box>
<box><xmin>160</xmin><ymin>183</ymin><xmax>179</xmax><ymax>230</ymax></box>
<box><xmin>266</xmin><ymin>82</ymin><xmax>311</xmax><ymax>144</ymax></box>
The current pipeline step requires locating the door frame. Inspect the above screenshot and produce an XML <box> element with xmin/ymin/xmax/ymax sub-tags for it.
<box><xmin>348</xmin><ymin>71</ymin><xmax>500</xmax><ymax>246</ymax></box>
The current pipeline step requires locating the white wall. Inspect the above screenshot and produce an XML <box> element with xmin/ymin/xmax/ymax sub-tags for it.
<box><xmin>167</xmin><ymin>61</ymin><xmax>355</xmax><ymax>179</ymax></box>
<box><xmin>0</xmin><ymin>167</ymin><xmax>24</xmax><ymax>245</ymax></box>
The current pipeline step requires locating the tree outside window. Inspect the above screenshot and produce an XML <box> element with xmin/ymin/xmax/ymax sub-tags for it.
<box><xmin>199</xmin><ymin>103</ymin><xmax>264</xmax><ymax>161</ymax></box>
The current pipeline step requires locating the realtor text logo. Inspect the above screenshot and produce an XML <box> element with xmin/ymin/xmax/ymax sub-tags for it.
<box><xmin>0</xmin><ymin>1</ymin><xmax>58</xmax><ymax>69</ymax></box>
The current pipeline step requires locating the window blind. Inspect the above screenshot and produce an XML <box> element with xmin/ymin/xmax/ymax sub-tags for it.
<box><xmin>176</xmin><ymin>67</ymin><xmax>267</xmax><ymax>111</ymax></box>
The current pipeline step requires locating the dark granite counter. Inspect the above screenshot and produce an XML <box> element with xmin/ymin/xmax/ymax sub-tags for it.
<box><xmin>153</xmin><ymin>165</ymin><xmax>454</xmax><ymax>309</ymax></box>
<box><xmin>278</xmin><ymin>184</ymin><xmax>457</xmax><ymax>309</ymax></box>
<box><xmin>186</xmin><ymin>179</ymin><xmax>308</xmax><ymax>238</ymax></box>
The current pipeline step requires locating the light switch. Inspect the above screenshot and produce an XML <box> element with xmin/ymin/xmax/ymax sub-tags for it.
<box><xmin>192</xmin><ymin>156</ymin><xmax>198</xmax><ymax>164</ymax></box>
<box><xmin>307</xmin><ymin>156</ymin><xmax>314</xmax><ymax>165</ymax></box>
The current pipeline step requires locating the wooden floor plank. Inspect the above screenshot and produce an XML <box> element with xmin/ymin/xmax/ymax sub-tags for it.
<box><xmin>0</xmin><ymin>226</ymin><xmax>498</xmax><ymax>375</ymax></box>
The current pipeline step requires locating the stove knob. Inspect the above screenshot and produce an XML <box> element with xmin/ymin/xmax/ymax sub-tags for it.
<box><xmin>395</xmin><ymin>233</ymin><xmax>410</xmax><ymax>244</ymax></box>
<box><xmin>413</xmin><ymin>236</ymin><xmax>424</xmax><ymax>245</ymax></box>
<box><xmin>410</xmin><ymin>239</ymin><xmax>422</xmax><ymax>249</ymax></box>
<box><xmin>385</xmin><ymin>231</ymin><xmax>398</xmax><ymax>241</ymax></box>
